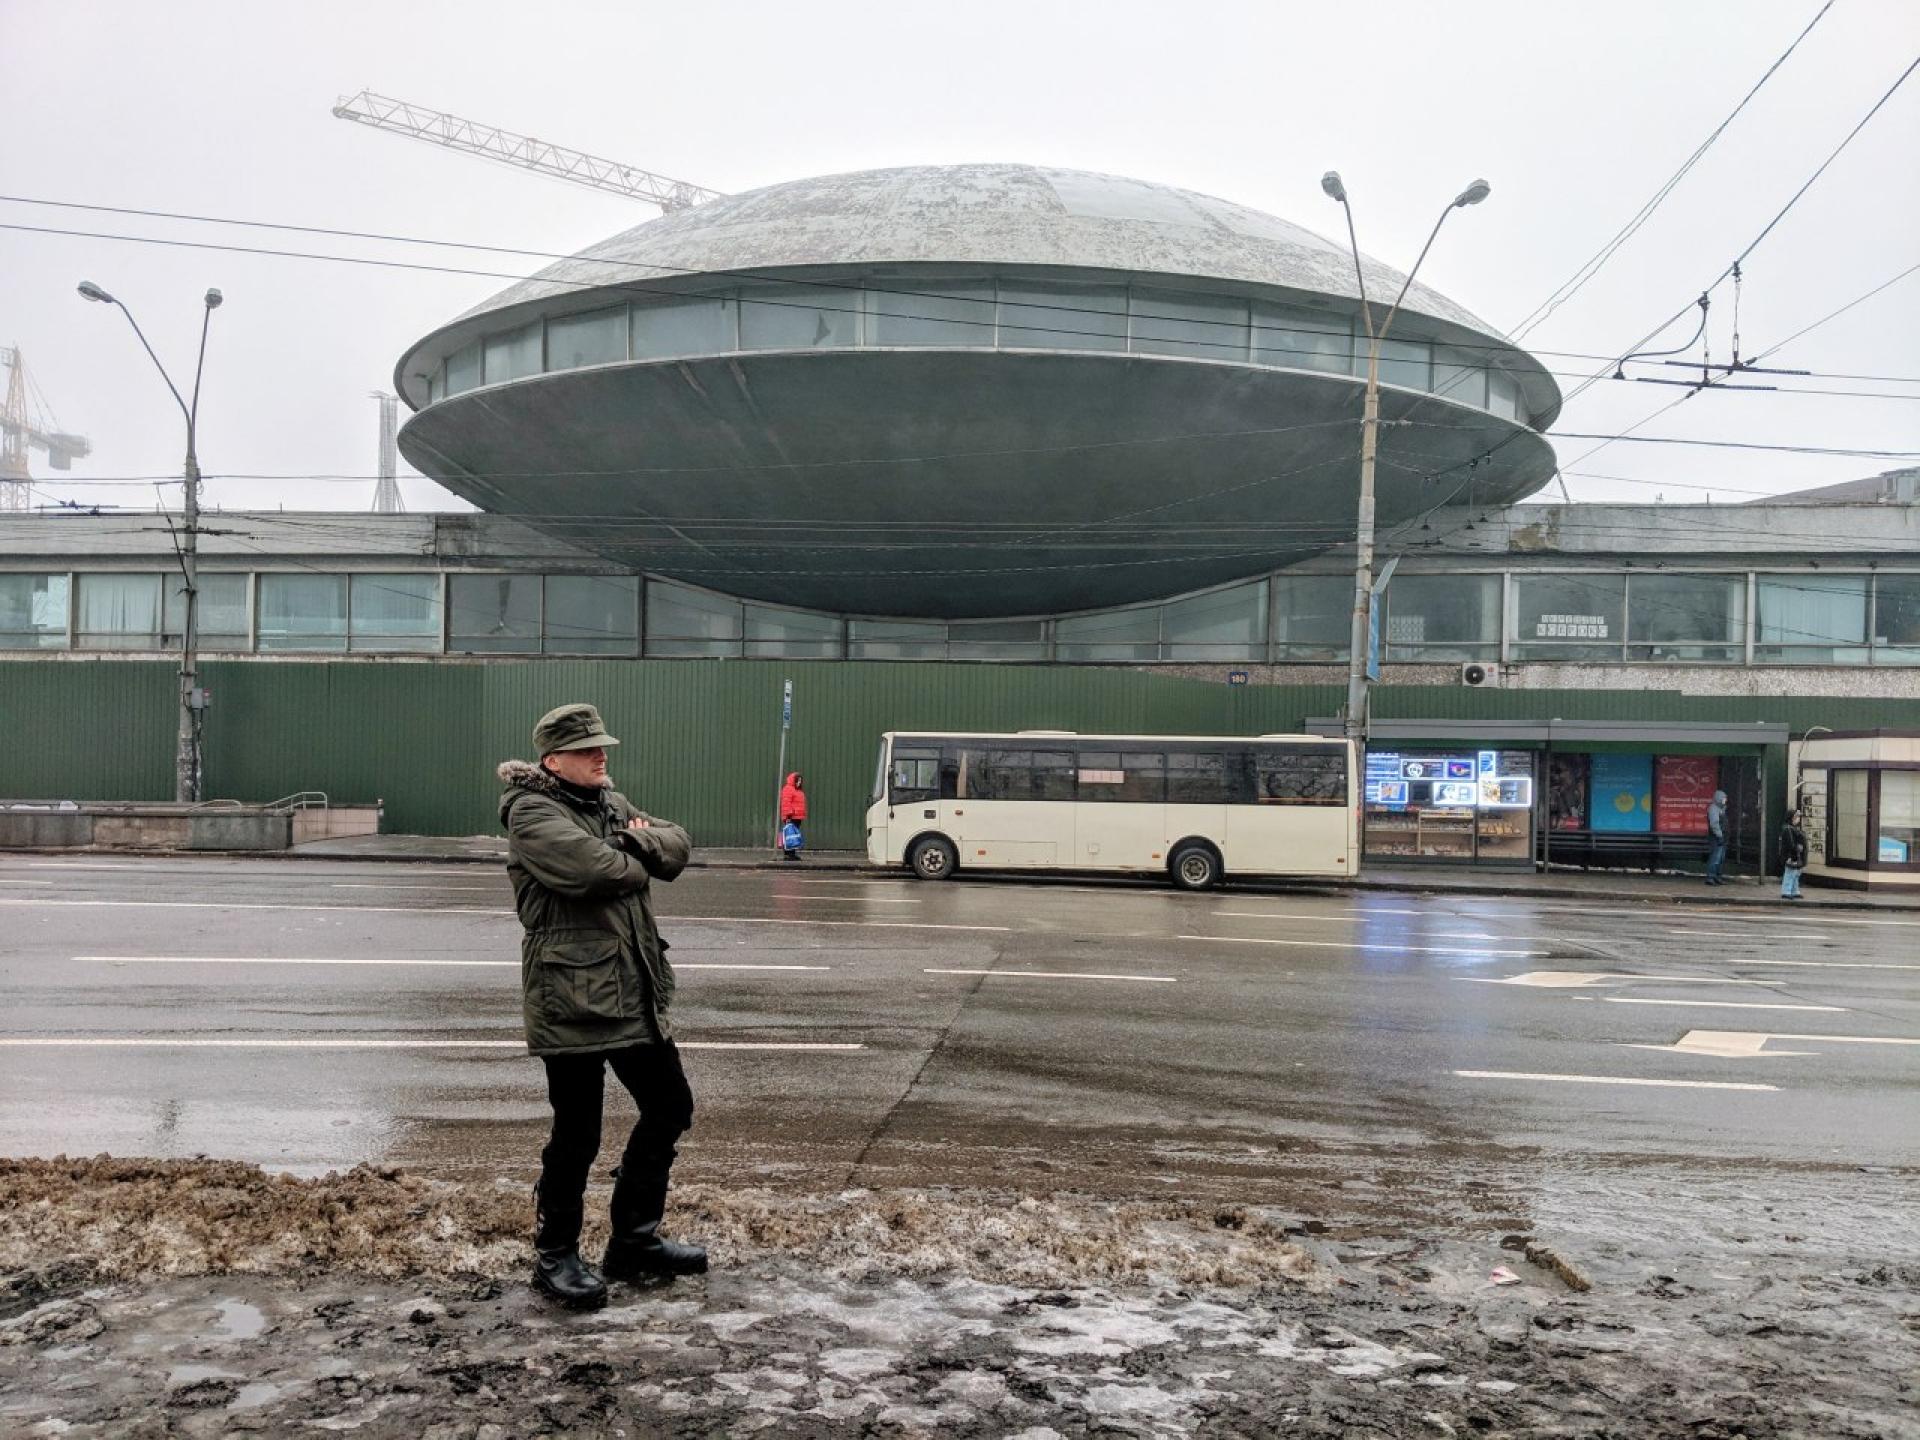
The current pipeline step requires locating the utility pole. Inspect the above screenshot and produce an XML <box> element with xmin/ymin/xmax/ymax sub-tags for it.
<box><xmin>1319</xmin><ymin>173</ymin><xmax>1490</xmax><ymax>741</ymax></box>
<box><xmin>371</xmin><ymin>391</ymin><xmax>405</xmax><ymax>513</ymax></box>
<box><xmin>79</xmin><ymin>280</ymin><xmax>222</xmax><ymax>802</ymax></box>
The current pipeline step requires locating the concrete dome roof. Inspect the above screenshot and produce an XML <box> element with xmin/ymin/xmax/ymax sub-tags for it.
<box><xmin>456</xmin><ymin>162</ymin><xmax>1505</xmax><ymax>340</ymax></box>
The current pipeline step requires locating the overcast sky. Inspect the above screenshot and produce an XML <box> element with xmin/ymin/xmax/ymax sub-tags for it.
<box><xmin>4</xmin><ymin>0</ymin><xmax>1916</xmax><ymax>517</ymax></box>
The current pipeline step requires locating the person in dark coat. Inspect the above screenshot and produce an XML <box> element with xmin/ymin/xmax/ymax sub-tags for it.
<box><xmin>498</xmin><ymin>702</ymin><xmax>707</xmax><ymax>1311</ymax></box>
<box><xmin>1779</xmin><ymin>807</ymin><xmax>1809</xmax><ymax>900</ymax></box>
<box><xmin>778</xmin><ymin>771</ymin><xmax>808</xmax><ymax>861</ymax></box>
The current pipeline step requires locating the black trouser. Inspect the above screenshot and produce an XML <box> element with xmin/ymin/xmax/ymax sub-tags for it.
<box><xmin>538</xmin><ymin>1043</ymin><xmax>694</xmax><ymax>1224</ymax></box>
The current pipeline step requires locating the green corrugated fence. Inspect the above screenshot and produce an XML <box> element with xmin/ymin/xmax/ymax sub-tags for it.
<box><xmin>3</xmin><ymin>658</ymin><xmax>1919</xmax><ymax>847</ymax></box>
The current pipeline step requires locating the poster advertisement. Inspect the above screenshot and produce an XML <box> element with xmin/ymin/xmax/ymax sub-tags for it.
<box><xmin>1654</xmin><ymin>755</ymin><xmax>1719</xmax><ymax>835</ymax></box>
<box><xmin>1589</xmin><ymin>753</ymin><xmax>1653</xmax><ymax>832</ymax></box>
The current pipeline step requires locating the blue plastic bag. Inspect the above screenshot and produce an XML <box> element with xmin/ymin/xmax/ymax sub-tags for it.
<box><xmin>780</xmin><ymin>821</ymin><xmax>804</xmax><ymax>853</ymax></box>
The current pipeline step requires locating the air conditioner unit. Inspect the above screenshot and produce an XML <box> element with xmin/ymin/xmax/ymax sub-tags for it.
<box><xmin>1461</xmin><ymin>662</ymin><xmax>1500</xmax><ymax>687</ymax></box>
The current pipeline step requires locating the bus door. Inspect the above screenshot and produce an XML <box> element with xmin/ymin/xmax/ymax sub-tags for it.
<box><xmin>884</xmin><ymin>741</ymin><xmax>952</xmax><ymax>863</ymax></box>
<box><xmin>952</xmin><ymin>746</ymin><xmax>1076</xmax><ymax>867</ymax></box>
<box><xmin>1074</xmin><ymin>748</ymin><xmax>1167</xmax><ymax>870</ymax></box>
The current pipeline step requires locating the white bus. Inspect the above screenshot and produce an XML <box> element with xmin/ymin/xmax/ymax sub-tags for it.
<box><xmin>865</xmin><ymin>730</ymin><xmax>1358</xmax><ymax>889</ymax></box>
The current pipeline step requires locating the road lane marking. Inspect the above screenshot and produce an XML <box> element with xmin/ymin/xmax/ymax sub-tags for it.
<box><xmin>1453</xmin><ymin>1069</ymin><xmax>1777</xmax><ymax>1092</ymax></box>
<box><xmin>1669</xmin><ymin>927</ymin><xmax>1831</xmax><ymax>941</ymax></box>
<box><xmin>1623</xmin><ymin>1028</ymin><xmax>1920</xmax><ymax>1058</ymax></box>
<box><xmin>669</xmin><ymin>916</ymin><xmax>1009</xmax><ymax>931</ymax></box>
<box><xmin>1467</xmin><ymin>971</ymin><xmax>1784</xmax><ymax>989</ymax></box>
<box><xmin>74</xmin><ymin>956</ymin><xmax>832</xmax><ymax>973</ymax></box>
<box><xmin>0</xmin><ymin>1037</ymin><xmax>866</xmax><ymax>1051</ymax></box>
<box><xmin>1603</xmin><ymin>955</ymin><xmax>1920</xmax><ymax>973</ymax></box>
<box><xmin>0</xmin><ymin>879</ymin><xmax>54</xmax><ymax>886</ymax></box>
<box><xmin>1180</xmin><ymin>935</ymin><xmax>1543</xmax><ymax>958</ymax></box>
<box><xmin>1600</xmin><ymin>997</ymin><xmax>1845</xmax><ymax>1013</ymax></box>
<box><xmin>923</xmin><ymin>969</ymin><xmax>1177</xmax><ymax>983</ymax></box>
<box><xmin>333</xmin><ymin>883</ymin><xmax>501</xmax><ymax>892</ymax></box>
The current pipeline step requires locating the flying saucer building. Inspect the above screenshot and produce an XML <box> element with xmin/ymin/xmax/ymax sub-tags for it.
<box><xmin>394</xmin><ymin>164</ymin><xmax>1561</xmax><ymax>622</ymax></box>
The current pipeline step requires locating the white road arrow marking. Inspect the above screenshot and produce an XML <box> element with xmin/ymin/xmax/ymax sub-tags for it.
<box><xmin>1620</xmin><ymin>1029</ymin><xmax>1920</xmax><ymax>1059</ymax></box>
<box><xmin>1466</xmin><ymin>971</ymin><xmax>1783</xmax><ymax>989</ymax></box>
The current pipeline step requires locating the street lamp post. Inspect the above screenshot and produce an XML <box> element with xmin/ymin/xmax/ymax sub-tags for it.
<box><xmin>79</xmin><ymin>281</ymin><xmax>223</xmax><ymax>803</ymax></box>
<box><xmin>1319</xmin><ymin>173</ymin><xmax>1489</xmax><ymax>741</ymax></box>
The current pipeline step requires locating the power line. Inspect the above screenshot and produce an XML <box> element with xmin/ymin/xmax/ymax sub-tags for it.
<box><xmin>1508</xmin><ymin>0</ymin><xmax>1835</xmax><ymax>340</ymax></box>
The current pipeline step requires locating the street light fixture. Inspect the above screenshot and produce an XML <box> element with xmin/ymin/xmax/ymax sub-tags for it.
<box><xmin>78</xmin><ymin>280</ymin><xmax>224</xmax><ymax>803</ymax></box>
<box><xmin>1320</xmin><ymin>175</ymin><xmax>1490</xmax><ymax>742</ymax></box>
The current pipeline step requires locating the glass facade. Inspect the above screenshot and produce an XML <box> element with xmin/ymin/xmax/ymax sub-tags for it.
<box><xmin>420</xmin><ymin>274</ymin><xmax>1541</xmax><ymax>426</ymax></box>
<box><xmin>1756</xmin><ymin>575</ymin><xmax>1870</xmax><ymax>663</ymax></box>
<box><xmin>1384</xmin><ymin>573</ymin><xmax>1499</xmax><ymax>661</ymax></box>
<box><xmin>9</xmin><ymin>565</ymin><xmax>1920</xmax><ymax>666</ymax></box>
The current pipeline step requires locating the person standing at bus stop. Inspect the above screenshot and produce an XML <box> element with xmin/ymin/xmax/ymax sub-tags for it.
<box><xmin>498</xmin><ymin>702</ymin><xmax>708</xmax><ymax>1311</ymax></box>
<box><xmin>1779</xmin><ymin>807</ymin><xmax>1808</xmax><ymax>900</ymax></box>
<box><xmin>779</xmin><ymin>771</ymin><xmax>808</xmax><ymax>861</ymax></box>
<box><xmin>1705</xmin><ymin>788</ymin><xmax>1729</xmax><ymax>886</ymax></box>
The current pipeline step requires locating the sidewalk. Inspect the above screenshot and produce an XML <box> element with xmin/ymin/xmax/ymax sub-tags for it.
<box><xmin>288</xmin><ymin>833</ymin><xmax>1920</xmax><ymax>913</ymax></box>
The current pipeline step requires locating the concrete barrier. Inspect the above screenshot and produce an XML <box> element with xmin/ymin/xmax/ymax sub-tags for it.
<box><xmin>0</xmin><ymin>802</ymin><xmax>381</xmax><ymax>853</ymax></box>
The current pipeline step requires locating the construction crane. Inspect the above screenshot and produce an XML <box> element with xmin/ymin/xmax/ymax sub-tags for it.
<box><xmin>1</xmin><ymin>346</ymin><xmax>92</xmax><ymax>512</ymax></box>
<box><xmin>331</xmin><ymin>90</ymin><xmax>722</xmax><ymax>213</ymax></box>
<box><xmin>370</xmin><ymin>391</ymin><xmax>404</xmax><ymax>514</ymax></box>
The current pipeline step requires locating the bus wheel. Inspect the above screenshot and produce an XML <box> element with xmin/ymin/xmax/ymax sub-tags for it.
<box><xmin>908</xmin><ymin>835</ymin><xmax>958</xmax><ymax>881</ymax></box>
<box><xmin>1169</xmin><ymin>843</ymin><xmax>1221</xmax><ymax>891</ymax></box>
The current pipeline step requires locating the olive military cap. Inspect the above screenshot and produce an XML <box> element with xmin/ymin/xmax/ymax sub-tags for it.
<box><xmin>533</xmin><ymin>702</ymin><xmax>620</xmax><ymax>755</ymax></box>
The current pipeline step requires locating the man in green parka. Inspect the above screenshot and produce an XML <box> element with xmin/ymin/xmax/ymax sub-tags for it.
<box><xmin>498</xmin><ymin>702</ymin><xmax>707</xmax><ymax>1310</ymax></box>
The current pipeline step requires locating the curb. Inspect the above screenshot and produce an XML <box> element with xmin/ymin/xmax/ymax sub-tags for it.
<box><xmin>4</xmin><ymin>846</ymin><xmax>1915</xmax><ymax>914</ymax></box>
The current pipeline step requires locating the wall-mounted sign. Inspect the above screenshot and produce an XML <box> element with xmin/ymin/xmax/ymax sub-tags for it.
<box><xmin>1535</xmin><ymin>613</ymin><xmax>1610</xmax><ymax>639</ymax></box>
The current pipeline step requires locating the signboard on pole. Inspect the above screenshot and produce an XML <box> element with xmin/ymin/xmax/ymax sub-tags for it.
<box><xmin>1365</xmin><ymin>559</ymin><xmax>1397</xmax><ymax>684</ymax></box>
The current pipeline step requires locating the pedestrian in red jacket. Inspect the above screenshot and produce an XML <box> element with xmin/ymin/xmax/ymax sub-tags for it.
<box><xmin>779</xmin><ymin>772</ymin><xmax>807</xmax><ymax>861</ymax></box>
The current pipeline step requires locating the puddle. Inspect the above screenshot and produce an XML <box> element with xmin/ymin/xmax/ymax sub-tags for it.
<box><xmin>231</xmin><ymin>1381</ymin><xmax>288</xmax><ymax>1410</ymax></box>
<box><xmin>212</xmin><ymin>1298</ymin><xmax>266</xmax><ymax>1339</ymax></box>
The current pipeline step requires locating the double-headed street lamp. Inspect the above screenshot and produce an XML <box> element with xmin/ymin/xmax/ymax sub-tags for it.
<box><xmin>1320</xmin><ymin>172</ymin><xmax>1489</xmax><ymax>741</ymax></box>
<box><xmin>79</xmin><ymin>280</ymin><xmax>223</xmax><ymax>803</ymax></box>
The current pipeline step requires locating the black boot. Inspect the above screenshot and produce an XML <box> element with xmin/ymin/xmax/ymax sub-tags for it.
<box><xmin>603</xmin><ymin>1164</ymin><xmax>708</xmax><ymax>1279</ymax></box>
<box><xmin>532</xmin><ymin>1180</ymin><xmax>609</xmax><ymax>1310</ymax></box>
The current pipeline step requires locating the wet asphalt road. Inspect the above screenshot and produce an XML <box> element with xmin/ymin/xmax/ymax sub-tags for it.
<box><xmin>1</xmin><ymin>856</ymin><xmax>1916</xmax><ymax>1206</ymax></box>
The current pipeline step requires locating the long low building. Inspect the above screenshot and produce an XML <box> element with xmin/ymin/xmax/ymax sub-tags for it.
<box><xmin>3</xmin><ymin>483</ymin><xmax>1918</xmax><ymax>888</ymax></box>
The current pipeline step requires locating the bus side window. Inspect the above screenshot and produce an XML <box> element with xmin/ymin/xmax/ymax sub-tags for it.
<box><xmin>1256</xmin><ymin>748</ymin><xmax>1348</xmax><ymax>805</ymax></box>
<box><xmin>1166</xmin><ymin>749</ymin><xmax>1232</xmax><ymax>804</ymax></box>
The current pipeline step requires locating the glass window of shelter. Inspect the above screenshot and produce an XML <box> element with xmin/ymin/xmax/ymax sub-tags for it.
<box><xmin>1383</xmin><ymin>573</ymin><xmax>1500</xmax><ymax>660</ymax></box>
<box><xmin>1251</xmin><ymin>302</ymin><xmax>1352</xmax><ymax>374</ymax></box>
<box><xmin>546</xmin><ymin>306</ymin><xmax>627</xmax><ymax>370</ymax></box>
<box><xmin>632</xmin><ymin>294</ymin><xmax>738</xmax><ymax>361</ymax></box>
<box><xmin>1626</xmin><ymin>573</ymin><xmax>1745</xmax><ymax>661</ymax></box>
<box><xmin>739</xmin><ymin>283</ymin><xmax>859</xmax><ymax>350</ymax></box>
<box><xmin>1755</xmin><ymin>574</ymin><xmax>1869</xmax><ymax>663</ymax></box>
<box><xmin>544</xmin><ymin>575</ymin><xmax>638</xmax><ymax>655</ymax></box>
<box><xmin>164</xmin><ymin>572</ymin><xmax>250</xmax><ymax>649</ymax></box>
<box><xmin>1511</xmin><ymin>573</ymin><xmax>1625</xmax><ymax>659</ymax></box>
<box><xmin>996</xmin><ymin>279</ymin><xmax>1127</xmax><ymax>352</ymax></box>
<box><xmin>868</xmin><ymin>279</ymin><xmax>995</xmax><ymax>348</ymax></box>
<box><xmin>1130</xmin><ymin>287</ymin><xmax>1248</xmax><ymax>361</ymax></box>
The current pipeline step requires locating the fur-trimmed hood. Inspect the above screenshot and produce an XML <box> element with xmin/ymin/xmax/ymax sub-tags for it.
<box><xmin>497</xmin><ymin>758</ymin><xmax>561</xmax><ymax>796</ymax></box>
